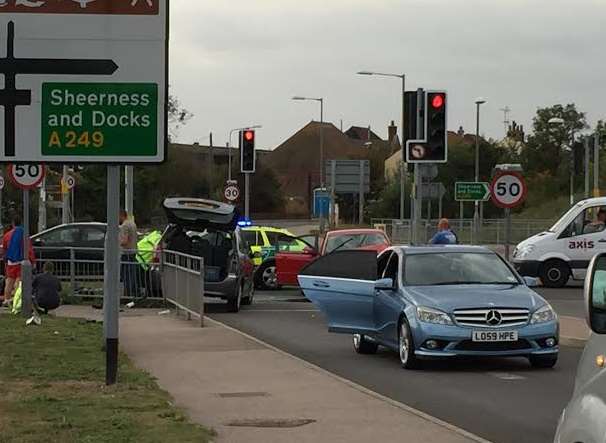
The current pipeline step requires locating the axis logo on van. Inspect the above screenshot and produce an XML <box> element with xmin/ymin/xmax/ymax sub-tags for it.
<box><xmin>568</xmin><ymin>240</ymin><xmax>595</xmax><ymax>250</ymax></box>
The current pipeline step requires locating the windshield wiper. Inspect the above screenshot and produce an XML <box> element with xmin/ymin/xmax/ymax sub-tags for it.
<box><xmin>329</xmin><ymin>238</ymin><xmax>354</xmax><ymax>254</ymax></box>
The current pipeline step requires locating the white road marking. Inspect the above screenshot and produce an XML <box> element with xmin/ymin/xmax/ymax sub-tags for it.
<box><xmin>489</xmin><ymin>372</ymin><xmax>526</xmax><ymax>381</ymax></box>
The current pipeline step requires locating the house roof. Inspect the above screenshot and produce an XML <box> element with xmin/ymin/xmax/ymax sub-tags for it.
<box><xmin>345</xmin><ymin>126</ymin><xmax>383</xmax><ymax>142</ymax></box>
<box><xmin>265</xmin><ymin>121</ymin><xmax>369</xmax><ymax>197</ymax></box>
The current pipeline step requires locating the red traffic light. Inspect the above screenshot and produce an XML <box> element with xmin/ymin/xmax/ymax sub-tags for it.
<box><xmin>431</xmin><ymin>94</ymin><xmax>445</xmax><ymax>109</ymax></box>
<box><xmin>244</xmin><ymin>131</ymin><xmax>255</xmax><ymax>141</ymax></box>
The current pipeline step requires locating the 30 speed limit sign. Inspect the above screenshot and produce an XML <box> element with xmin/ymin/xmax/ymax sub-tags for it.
<box><xmin>490</xmin><ymin>171</ymin><xmax>527</xmax><ymax>208</ymax></box>
<box><xmin>224</xmin><ymin>184</ymin><xmax>240</xmax><ymax>202</ymax></box>
<box><xmin>7</xmin><ymin>164</ymin><xmax>45</xmax><ymax>189</ymax></box>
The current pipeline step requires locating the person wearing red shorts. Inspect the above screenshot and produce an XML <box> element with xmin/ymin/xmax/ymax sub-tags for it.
<box><xmin>2</xmin><ymin>215</ymin><xmax>35</xmax><ymax>307</ymax></box>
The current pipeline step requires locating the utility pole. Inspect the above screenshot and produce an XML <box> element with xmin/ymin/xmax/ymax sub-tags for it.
<box><xmin>125</xmin><ymin>165</ymin><xmax>134</xmax><ymax>219</ymax></box>
<box><xmin>593</xmin><ymin>132</ymin><xmax>600</xmax><ymax>197</ymax></box>
<box><xmin>585</xmin><ymin>136</ymin><xmax>590</xmax><ymax>199</ymax></box>
<box><xmin>208</xmin><ymin>132</ymin><xmax>213</xmax><ymax>194</ymax></box>
<box><xmin>62</xmin><ymin>165</ymin><xmax>70</xmax><ymax>224</ymax></box>
<box><xmin>400</xmin><ymin>75</ymin><xmax>406</xmax><ymax>221</ymax></box>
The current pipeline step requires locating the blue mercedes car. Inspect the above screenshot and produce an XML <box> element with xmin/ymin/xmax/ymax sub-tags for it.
<box><xmin>298</xmin><ymin>245</ymin><xmax>559</xmax><ymax>369</ymax></box>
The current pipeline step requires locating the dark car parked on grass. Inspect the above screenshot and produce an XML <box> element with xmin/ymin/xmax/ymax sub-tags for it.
<box><xmin>160</xmin><ymin>198</ymin><xmax>255</xmax><ymax>312</ymax></box>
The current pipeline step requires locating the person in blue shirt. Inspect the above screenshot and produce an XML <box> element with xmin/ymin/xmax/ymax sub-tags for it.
<box><xmin>430</xmin><ymin>219</ymin><xmax>458</xmax><ymax>245</ymax></box>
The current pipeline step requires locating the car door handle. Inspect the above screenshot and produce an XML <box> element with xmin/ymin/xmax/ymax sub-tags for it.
<box><xmin>599</xmin><ymin>239</ymin><xmax>606</xmax><ymax>243</ymax></box>
<box><xmin>313</xmin><ymin>281</ymin><xmax>330</xmax><ymax>288</ymax></box>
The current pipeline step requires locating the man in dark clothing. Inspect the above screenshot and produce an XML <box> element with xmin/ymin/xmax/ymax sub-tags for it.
<box><xmin>32</xmin><ymin>262</ymin><xmax>61</xmax><ymax>314</ymax></box>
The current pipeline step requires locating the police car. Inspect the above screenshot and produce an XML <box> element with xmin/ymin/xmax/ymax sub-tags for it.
<box><xmin>513</xmin><ymin>197</ymin><xmax>606</xmax><ymax>287</ymax></box>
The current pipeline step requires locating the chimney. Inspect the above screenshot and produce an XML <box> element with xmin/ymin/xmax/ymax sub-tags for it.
<box><xmin>388</xmin><ymin>120</ymin><xmax>397</xmax><ymax>144</ymax></box>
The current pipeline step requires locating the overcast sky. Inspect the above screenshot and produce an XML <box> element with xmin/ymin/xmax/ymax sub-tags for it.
<box><xmin>169</xmin><ymin>0</ymin><xmax>605</xmax><ymax>149</ymax></box>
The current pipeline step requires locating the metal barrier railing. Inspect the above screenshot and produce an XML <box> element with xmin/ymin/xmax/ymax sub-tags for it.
<box><xmin>161</xmin><ymin>250</ymin><xmax>205</xmax><ymax>326</ymax></box>
<box><xmin>372</xmin><ymin>218</ymin><xmax>555</xmax><ymax>245</ymax></box>
<box><xmin>33</xmin><ymin>246</ymin><xmax>163</xmax><ymax>300</ymax></box>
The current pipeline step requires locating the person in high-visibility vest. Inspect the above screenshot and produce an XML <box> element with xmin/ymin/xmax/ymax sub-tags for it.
<box><xmin>136</xmin><ymin>230</ymin><xmax>162</xmax><ymax>271</ymax></box>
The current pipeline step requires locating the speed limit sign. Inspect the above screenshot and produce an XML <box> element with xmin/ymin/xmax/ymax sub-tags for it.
<box><xmin>490</xmin><ymin>171</ymin><xmax>527</xmax><ymax>209</ymax></box>
<box><xmin>224</xmin><ymin>184</ymin><xmax>240</xmax><ymax>202</ymax></box>
<box><xmin>7</xmin><ymin>164</ymin><xmax>45</xmax><ymax>189</ymax></box>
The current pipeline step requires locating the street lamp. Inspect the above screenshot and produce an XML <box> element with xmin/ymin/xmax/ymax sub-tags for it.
<box><xmin>473</xmin><ymin>97</ymin><xmax>486</xmax><ymax>244</ymax></box>
<box><xmin>548</xmin><ymin>117</ymin><xmax>574</xmax><ymax>205</ymax></box>
<box><xmin>228</xmin><ymin>125</ymin><xmax>262</xmax><ymax>181</ymax></box>
<box><xmin>356</xmin><ymin>71</ymin><xmax>407</xmax><ymax>221</ymax></box>
<box><xmin>292</xmin><ymin>96</ymin><xmax>326</xmax><ymax>230</ymax></box>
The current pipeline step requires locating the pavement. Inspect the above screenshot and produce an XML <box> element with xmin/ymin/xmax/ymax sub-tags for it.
<box><xmin>55</xmin><ymin>305</ymin><xmax>485</xmax><ymax>443</ymax></box>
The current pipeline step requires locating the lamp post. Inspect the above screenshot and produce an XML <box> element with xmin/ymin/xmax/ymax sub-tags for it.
<box><xmin>548</xmin><ymin>117</ymin><xmax>575</xmax><ymax>205</ymax></box>
<box><xmin>473</xmin><ymin>97</ymin><xmax>486</xmax><ymax>244</ymax></box>
<box><xmin>357</xmin><ymin>71</ymin><xmax>406</xmax><ymax>222</ymax></box>
<box><xmin>292</xmin><ymin>96</ymin><xmax>326</xmax><ymax>230</ymax></box>
<box><xmin>228</xmin><ymin>125</ymin><xmax>262</xmax><ymax>181</ymax></box>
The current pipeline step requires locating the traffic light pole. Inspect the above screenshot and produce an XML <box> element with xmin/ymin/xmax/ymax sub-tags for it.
<box><xmin>244</xmin><ymin>173</ymin><xmax>250</xmax><ymax>219</ymax></box>
<box><xmin>400</xmin><ymin>75</ymin><xmax>406</xmax><ymax>222</ymax></box>
<box><xmin>412</xmin><ymin>88</ymin><xmax>424</xmax><ymax>245</ymax></box>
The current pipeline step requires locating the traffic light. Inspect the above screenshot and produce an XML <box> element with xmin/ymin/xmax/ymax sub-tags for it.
<box><xmin>240</xmin><ymin>129</ymin><xmax>256</xmax><ymax>173</ymax></box>
<box><xmin>425</xmin><ymin>91</ymin><xmax>447</xmax><ymax>163</ymax></box>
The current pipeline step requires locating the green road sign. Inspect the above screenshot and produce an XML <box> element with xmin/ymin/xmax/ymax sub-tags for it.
<box><xmin>455</xmin><ymin>182</ymin><xmax>490</xmax><ymax>201</ymax></box>
<box><xmin>42</xmin><ymin>83</ymin><xmax>158</xmax><ymax>158</ymax></box>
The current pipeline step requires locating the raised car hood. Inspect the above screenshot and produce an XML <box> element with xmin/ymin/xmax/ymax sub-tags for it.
<box><xmin>163</xmin><ymin>198</ymin><xmax>239</xmax><ymax>232</ymax></box>
<box><xmin>406</xmin><ymin>284</ymin><xmax>544</xmax><ymax>313</ymax></box>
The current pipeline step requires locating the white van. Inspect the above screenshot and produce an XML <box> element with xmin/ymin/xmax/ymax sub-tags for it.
<box><xmin>513</xmin><ymin>198</ymin><xmax>606</xmax><ymax>288</ymax></box>
<box><xmin>554</xmin><ymin>253</ymin><xmax>606</xmax><ymax>442</ymax></box>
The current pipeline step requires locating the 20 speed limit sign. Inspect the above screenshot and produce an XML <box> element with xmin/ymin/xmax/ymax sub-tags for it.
<box><xmin>7</xmin><ymin>164</ymin><xmax>45</xmax><ymax>189</ymax></box>
<box><xmin>490</xmin><ymin>171</ymin><xmax>527</xmax><ymax>208</ymax></box>
<box><xmin>224</xmin><ymin>184</ymin><xmax>240</xmax><ymax>202</ymax></box>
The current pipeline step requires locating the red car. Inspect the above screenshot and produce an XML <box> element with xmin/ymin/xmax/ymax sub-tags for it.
<box><xmin>275</xmin><ymin>229</ymin><xmax>391</xmax><ymax>287</ymax></box>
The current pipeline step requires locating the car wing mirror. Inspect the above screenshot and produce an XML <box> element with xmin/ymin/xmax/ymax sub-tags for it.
<box><xmin>375</xmin><ymin>278</ymin><xmax>394</xmax><ymax>291</ymax></box>
<box><xmin>585</xmin><ymin>253</ymin><xmax>606</xmax><ymax>334</ymax></box>
<box><xmin>523</xmin><ymin>276</ymin><xmax>539</xmax><ymax>288</ymax></box>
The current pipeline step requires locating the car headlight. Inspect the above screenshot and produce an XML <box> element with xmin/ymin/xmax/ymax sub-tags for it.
<box><xmin>531</xmin><ymin>304</ymin><xmax>557</xmax><ymax>324</ymax></box>
<box><xmin>515</xmin><ymin>244</ymin><xmax>535</xmax><ymax>259</ymax></box>
<box><xmin>417</xmin><ymin>306</ymin><xmax>454</xmax><ymax>325</ymax></box>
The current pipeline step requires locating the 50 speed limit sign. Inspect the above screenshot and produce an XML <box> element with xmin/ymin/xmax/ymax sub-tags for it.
<box><xmin>7</xmin><ymin>164</ymin><xmax>45</xmax><ymax>189</ymax></box>
<box><xmin>490</xmin><ymin>171</ymin><xmax>527</xmax><ymax>208</ymax></box>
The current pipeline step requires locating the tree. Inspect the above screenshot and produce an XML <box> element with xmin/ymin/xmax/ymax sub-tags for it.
<box><xmin>168</xmin><ymin>94</ymin><xmax>193</xmax><ymax>141</ymax></box>
<box><xmin>522</xmin><ymin>104</ymin><xmax>587</xmax><ymax>175</ymax></box>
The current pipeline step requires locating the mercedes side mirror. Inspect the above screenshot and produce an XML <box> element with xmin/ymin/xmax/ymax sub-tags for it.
<box><xmin>375</xmin><ymin>278</ymin><xmax>394</xmax><ymax>291</ymax></box>
<box><xmin>523</xmin><ymin>276</ymin><xmax>539</xmax><ymax>288</ymax></box>
<box><xmin>585</xmin><ymin>253</ymin><xmax>606</xmax><ymax>334</ymax></box>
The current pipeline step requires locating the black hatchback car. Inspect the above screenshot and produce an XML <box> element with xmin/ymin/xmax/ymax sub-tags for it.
<box><xmin>161</xmin><ymin>198</ymin><xmax>255</xmax><ymax>312</ymax></box>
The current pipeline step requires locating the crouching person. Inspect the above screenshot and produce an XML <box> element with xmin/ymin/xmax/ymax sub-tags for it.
<box><xmin>32</xmin><ymin>262</ymin><xmax>61</xmax><ymax>314</ymax></box>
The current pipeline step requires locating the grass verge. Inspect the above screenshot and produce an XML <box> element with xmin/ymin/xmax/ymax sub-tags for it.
<box><xmin>0</xmin><ymin>314</ymin><xmax>214</xmax><ymax>443</ymax></box>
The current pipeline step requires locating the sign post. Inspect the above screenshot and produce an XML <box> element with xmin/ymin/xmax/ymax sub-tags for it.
<box><xmin>0</xmin><ymin>2</ymin><xmax>168</xmax><ymax>386</ymax></box>
<box><xmin>491</xmin><ymin>171</ymin><xmax>527</xmax><ymax>260</ymax></box>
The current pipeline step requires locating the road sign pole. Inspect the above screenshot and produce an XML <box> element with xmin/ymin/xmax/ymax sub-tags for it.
<box><xmin>62</xmin><ymin>165</ymin><xmax>69</xmax><ymax>224</ymax></box>
<box><xmin>504</xmin><ymin>208</ymin><xmax>512</xmax><ymax>262</ymax></box>
<box><xmin>38</xmin><ymin>174</ymin><xmax>46</xmax><ymax>232</ymax></box>
<box><xmin>21</xmin><ymin>188</ymin><xmax>32</xmax><ymax>318</ymax></box>
<box><xmin>104</xmin><ymin>165</ymin><xmax>120</xmax><ymax>386</ymax></box>
<box><xmin>330</xmin><ymin>161</ymin><xmax>336</xmax><ymax>228</ymax></box>
<box><xmin>244</xmin><ymin>173</ymin><xmax>250</xmax><ymax>219</ymax></box>
<box><xmin>125</xmin><ymin>165</ymin><xmax>134</xmax><ymax>220</ymax></box>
